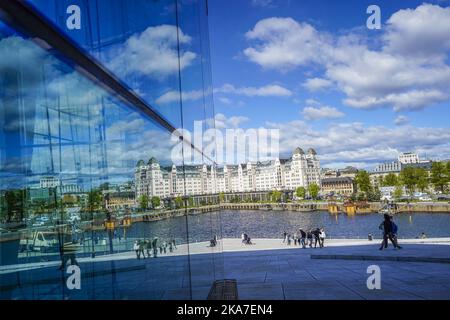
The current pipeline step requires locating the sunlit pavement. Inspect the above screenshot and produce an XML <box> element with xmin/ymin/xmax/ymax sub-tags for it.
<box><xmin>1</xmin><ymin>238</ymin><xmax>450</xmax><ymax>300</ymax></box>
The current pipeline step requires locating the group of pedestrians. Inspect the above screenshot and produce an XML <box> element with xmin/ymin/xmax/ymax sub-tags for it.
<box><xmin>133</xmin><ymin>238</ymin><xmax>177</xmax><ymax>259</ymax></box>
<box><xmin>283</xmin><ymin>228</ymin><xmax>326</xmax><ymax>249</ymax></box>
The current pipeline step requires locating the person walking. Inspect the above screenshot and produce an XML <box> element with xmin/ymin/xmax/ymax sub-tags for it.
<box><xmin>58</xmin><ymin>237</ymin><xmax>79</xmax><ymax>270</ymax></box>
<box><xmin>307</xmin><ymin>229</ymin><xmax>313</xmax><ymax>248</ymax></box>
<box><xmin>282</xmin><ymin>231</ymin><xmax>287</xmax><ymax>243</ymax></box>
<box><xmin>299</xmin><ymin>228</ymin><xmax>307</xmax><ymax>248</ymax></box>
<box><xmin>379</xmin><ymin>214</ymin><xmax>402</xmax><ymax>250</ymax></box>
<box><xmin>294</xmin><ymin>232</ymin><xmax>298</xmax><ymax>246</ymax></box>
<box><xmin>133</xmin><ymin>240</ymin><xmax>140</xmax><ymax>259</ymax></box>
<box><xmin>152</xmin><ymin>237</ymin><xmax>159</xmax><ymax>258</ymax></box>
<box><xmin>312</xmin><ymin>228</ymin><xmax>321</xmax><ymax>248</ymax></box>
<box><xmin>287</xmin><ymin>234</ymin><xmax>292</xmax><ymax>246</ymax></box>
<box><xmin>146</xmin><ymin>239</ymin><xmax>152</xmax><ymax>258</ymax></box>
<box><xmin>319</xmin><ymin>228</ymin><xmax>326</xmax><ymax>248</ymax></box>
<box><xmin>390</xmin><ymin>216</ymin><xmax>402</xmax><ymax>249</ymax></box>
<box><xmin>138</xmin><ymin>240</ymin><xmax>146</xmax><ymax>258</ymax></box>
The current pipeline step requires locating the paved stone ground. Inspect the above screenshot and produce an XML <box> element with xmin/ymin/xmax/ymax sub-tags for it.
<box><xmin>1</xmin><ymin>239</ymin><xmax>450</xmax><ymax>300</ymax></box>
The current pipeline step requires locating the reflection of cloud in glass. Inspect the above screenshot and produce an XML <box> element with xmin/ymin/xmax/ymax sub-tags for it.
<box><xmin>108</xmin><ymin>25</ymin><xmax>196</xmax><ymax>80</ymax></box>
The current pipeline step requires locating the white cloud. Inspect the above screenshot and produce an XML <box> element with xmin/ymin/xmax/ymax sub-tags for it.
<box><xmin>384</xmin><ymin>3</ymin><xmax>450</xmax><ymax>59</ymax></box>
<box><xmin>218</xmin><ymin>97</ymin><xmax>232</xmax><ymax>105</ymax></box>
<box><xmin>302</xmin><ymin>78</ymin><xmax>333</xmax><ymax>92</ymax></box>
<box><xmin>266</xmin><ymin>120</ymin><xmax>450</xmax><ymax>166</ymax></box>
<box><xmin>244</xmin><ymin>4</ymin><xmax>450</xmax><ymax>112</ymax></box>
<box><xmin>215</xmin><ymin>83</ymin><xmax>292</xmax><ymax>97</ymax></box>
<box><xmin>243</xmin><ymin>17</ymin><xmax>332</xmax><ymax>71</ymax></box>
<box><xmin>251</xmin><ymin>0</ymin><xmax>275</xmax><ymax>8</ymax></box>
<box><xmin>108</xmin><ymin>25</ymin><xmax>196</xmax><ymax>80</ymax></box>
<box><xmin>213</xmin><ymin>113</ymin><xmax>249</xmax><ymax>129</ymax></box>
<box><xmin>156</xmin><ymin>90</ymin><xmax>204</xmax><ymax>104</ymax></box>
<box><xmin>302</xmin><ymin>106</ymin><xmax>344</xmax><ymax>121</ymax></box>
<box><xmin>394</xmin><ymin>115</ymin><xmax>409</xmax><ymax>126</ymax></box>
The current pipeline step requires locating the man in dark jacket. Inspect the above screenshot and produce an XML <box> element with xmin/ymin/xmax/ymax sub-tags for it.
<box><xmin>379</xmin><ymin>214</ymin><xmax>402</xmax><ymax>250</ymax></box>
<box><xmin>299</xmin><ymin>228</ymin><xmax>307</xmax><ymax>248</ymax></box>
<box><xmin>311</xmin><ymin>228</ymin><xmax>321</xmax><ymax>248</ymax></box>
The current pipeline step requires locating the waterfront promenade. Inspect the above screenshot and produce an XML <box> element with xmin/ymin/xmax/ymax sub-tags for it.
<box><xmin>1</xmin><ymin>238</ymin><xmax>450</xmax><ymax>300</ymax></box>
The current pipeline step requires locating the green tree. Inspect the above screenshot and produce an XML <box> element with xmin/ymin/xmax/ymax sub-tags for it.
<box><xmin>431</xmin><ymin>162</ymin><xmax>448</xmax><ymax>193</ymax></box>
<box><xmin>296</xmin><ymin>187</ymin><xmax>306</xmax><ymax>199</ymax></box>
<box><xmin>383</xmin><ymin>173</ymin><xmax>399</xmax><ymax>187</ymax></box>
<box><xmin>219</xmin><ymin>192</ymin><xmax>225</xmax><ymax>203</ymax></box>
<box><xmin>355</xmin><ymin>170</ymin><xmax>372</xmax><ymax>193</ymax></box>
<box><xmin>368</xmin><ymin>186</ymin><xmax>381</xmax><ymax>202</ymax></box>
<box><xmin>88</xmin><ymin>189</ymin><xmax>103</xmax><ymax>211</ymax></box>
<box><xmin>2</xmin><ymin>189</ymin><xmax>26</xmax><ymax>222</ymax></box>
<box><xmin>174</xmin><ymin>196</ymin><xmax>183</xmax><ymax>209</ymax></box>
<box><xmin>394</xmin><ymin>185</ymin><xmax>404</xmax><ymax>200</ymax></box>
<box><xmin>151</xmin><ymin>196</ymin><xmax>161</xmax><ymax>209</ymax></box>
<box><xmin>415</xmin><ymin>168</ymin><xmax>429</xmax><ymax>193</ymax></box>
<box><xmin>188</xmin><ymin>197</ymin><xmax>194</xmax><ymax>207</ymax></box>
<box><xmin>270</xmin><ymin>190</ymin><xmax>282</xmax><ymax>203</ymax></box>
<box><xmin>308</xmin><ymin>183</ymin><xmax>320</xmax><ymax>200</ymax></box>
<box><xmin>138</xmin><ymin>194</ymin><xmax>149</xmax><ymax>210</ymax></box>
<box><xmin>376</xmin><ymin>175</ymin><xmax>384</xmax><ymax>187</ymax></box>
<box><xmin>400</xmin><ymin>167</ymin><xmax>417</xmax><ymax>195</ymax></box>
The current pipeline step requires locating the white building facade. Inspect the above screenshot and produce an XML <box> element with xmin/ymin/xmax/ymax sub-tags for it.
<box><xmin>135</xmin><ymin>148</ymin><xmax>321</xmax><ymax>199</ymax></box>
<box><xmin>398</xmin><ymin>152</ymin><xmax>420</xmax><ymax>164</ymax></box>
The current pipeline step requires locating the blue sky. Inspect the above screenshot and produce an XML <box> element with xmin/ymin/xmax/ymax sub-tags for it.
<box><xmin>208</xmin><ymin>0</ymin><xmax>450</xmax><ymax>168</ymax></box>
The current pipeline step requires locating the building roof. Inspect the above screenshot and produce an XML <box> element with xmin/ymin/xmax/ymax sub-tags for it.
<box><xmin>322</xmin><ymin>177</ymin><xmax>353</xmax><ymax>184</ymax></box>
<box><xmin>294</xmin><ymin>147</ymin><xmax>305</xmax><ymax>155</ymax></box>
<box><xmin>307</xmin><ymin>148</ymin><xmax>317</xmax><ymax>155</ymax></box>
<box><xmin>136</xmin><ymin>160</ymin><xmax>145</xmax><ymax>167</ymax></box>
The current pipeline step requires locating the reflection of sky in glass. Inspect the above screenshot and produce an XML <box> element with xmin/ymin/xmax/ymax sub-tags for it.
<box><xmin>27</xmin><ymin>0</ymin><xmax>213</xmax><ymax>129</ymax></box>
<box><xmin>1</xmin><ymin>0</ymin><xmax>217</xmax><ymax>191</ymax></box>
<box><xmin>0</xmin><ymin>25</ymin><xmax>177</xmax><ymax>190</ymax></box>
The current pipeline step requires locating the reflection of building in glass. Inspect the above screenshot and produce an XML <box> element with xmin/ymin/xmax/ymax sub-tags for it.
<box><xmin>135</xmin><ymin>148</ymin><xmax>321</xmax><ymax>198</ymax></box>
<box><xmin>104</xmin><ymin>190</ymin><xmax>135</xmax><ymax>211</ymax></box>
<box><xmin>39</xmin><ymin>177</ymin><xmax>60</xmax><ymax>188</ymax></box>
<box><xmin>0</xmin><ymin>0</ymin><xmax>223</xmax><ymax>300</ymax></box>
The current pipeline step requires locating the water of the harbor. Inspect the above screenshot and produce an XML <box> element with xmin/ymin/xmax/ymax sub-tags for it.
<box><xmin>116</xmin><ymin>210</ymin><xmax>450</xmax><ymax>243</ymax></box>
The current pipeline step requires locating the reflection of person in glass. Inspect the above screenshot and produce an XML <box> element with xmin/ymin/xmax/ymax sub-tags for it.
<box><xmin>58</xmin><ymin>233</ymin><xmax>79</xmax><ymax>270</ymax></box>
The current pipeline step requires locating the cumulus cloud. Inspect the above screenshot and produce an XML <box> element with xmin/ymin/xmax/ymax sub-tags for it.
<box><xmin>108</xmin><ymin>25</ymin><xmax>196</xmax><ymax>80</ymax></box>
<box><xmin>244</xmin><ymin>4</ymin><xmax>450</xmax><ymax>112</ymax></box>
<box><xmin>394</xmin><ymin>115</ymin><xmax>410</xmax><ymax>126</ymax></box>
<box><xmin>384</xmin><ymin>3</ymin><xmax>450</xmax><ymax>59</ymax></box>
<box><xmin>213</xmin><ymin>113</ymin><xmax>249</xmax><ymax>129</ymax></box>
<box><xmin>266</xmin><ymin>120</ymin><xmax>450</xmax><ymax>167</ymax></box>
<box><xmin>215</xmin><ymin>83</ymin><xmax>292</xmax><ymax>97</ymax></box>
<box><xmin>244</xmin><ymin>17</ymin><xmax>332</xmax><ymax>71</ymax></box>
<box><xmin>302</xmin><ymin>106</ymin><xmax>344</xmax><ymax>121</ymax></box>
<box><xmin>302</xmin><ymin>78</ymin><xmax>333</xmax><ymax>92</ymax></box>
<box><xmin>156</xmin><ymin>90</ymin><xmax>204</xmax><ymax>104</ymax></box>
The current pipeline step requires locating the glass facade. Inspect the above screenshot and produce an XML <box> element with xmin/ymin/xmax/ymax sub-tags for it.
<box><xmin>0</xmin><ymin>0</ymin><xmax>222</xmax><ymax>300</ymax></box>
